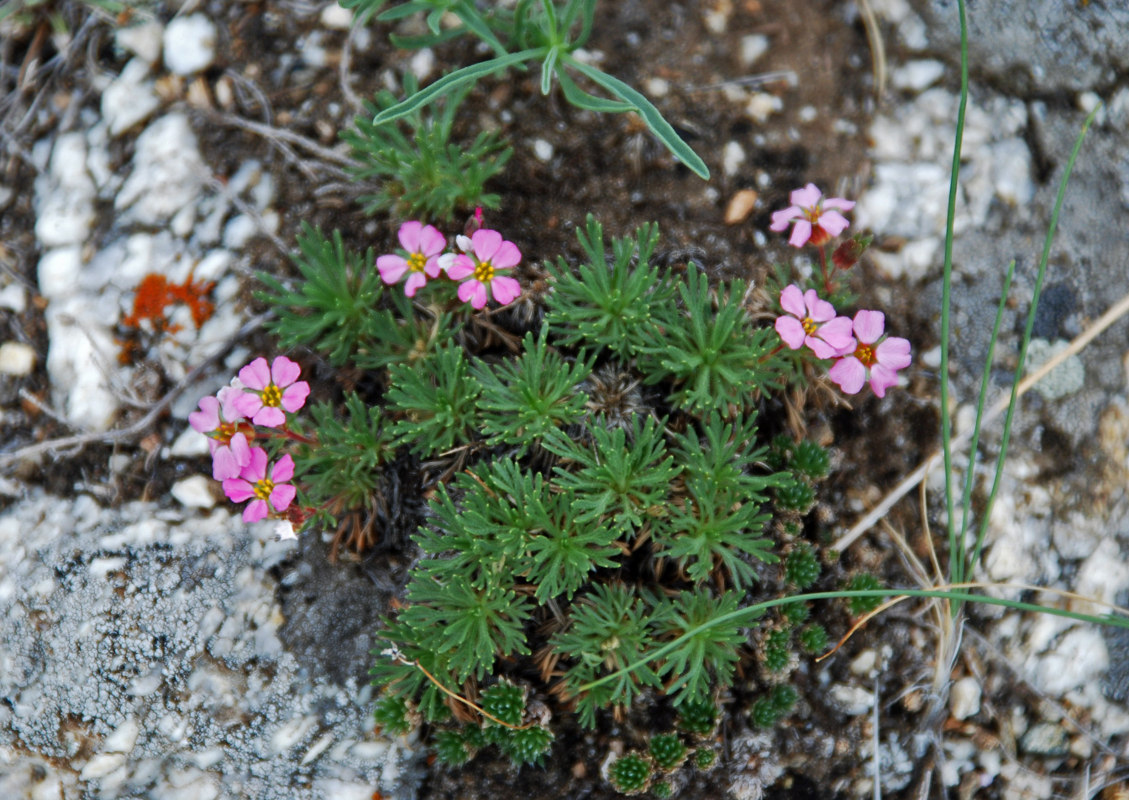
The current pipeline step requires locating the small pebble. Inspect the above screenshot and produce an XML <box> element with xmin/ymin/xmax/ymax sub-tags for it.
<box><xmin>722</xmin><ymin>141</ymin><xmax>745</xmax><ymax>177</ymax></box>
<box><xmin>739</xmin><ymin>34</ymin><xmax>770</xmax><ymax>67</ymax></box>
<box><xmin>0</xmin><ymin>342</ymin><xmax>36</xmax><ymax>376</ymax></box>
<box><xmin>171</xmin><ymin>476</ymin><xmax>216</xmax><ymax>509</ymax></box>
<box><xmin>531</xmin><ymin>138</ymin><xmax>554</xmax><ymax>163</ymax></box>
<box><xmin>320</xmin><ymin>3</ymin><xmax>353</xmax><ymax>29</ymax></box>
<box><xmin>102</xmin><ymin>59</ymin><xmax>160</xmax><ymax>137</ymax></box>
<box><xmin>163</xmin><ymin>15</ymin><xmax>217</xmax><ymax>76</ymax></box>
<box><xmin>723</xmin><ymin>189</ymin><xmax>757</xmax><ymax>224</ymax></box>
<box><xmin>116</xmin><ymin>20</ymin><xmax>164</xmax><ymax>64</ymax></box>
<box><xmin>891</xmin><ymin>60</ymin><xmax>945</xmax><ymax>93</ymax></box>
<box><xmin>949</xmin><ymin>676</ymin><xmax>981</xmax><ymax>720</ymax></box>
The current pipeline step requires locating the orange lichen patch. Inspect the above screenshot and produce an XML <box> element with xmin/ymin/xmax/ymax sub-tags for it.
<box><xmin>118</xmin><ymin>271</ymin><xmax>216</xmax><ymax>363</ymax></box>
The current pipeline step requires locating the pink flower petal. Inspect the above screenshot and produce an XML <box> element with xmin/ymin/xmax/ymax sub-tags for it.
<box><xmin>397</xmin><ymin>220</ymin><xmax>423</xmax><ymax>252</ymax></box>
<box><xmin>815</xmin><ymin>316</ymin><xmax>855</xmax><ymax>350</ymax></box>
<box><xmin>471</xmin><ymin>229</ymin><xmax>502</xmax><ymax>262</ymax></box>
<box><xmin>491</xmin><ymin>241</ymin><xmax>522</xmax><ymax>270</ymax></box>
<box><xmin>233</xmin><ymin>392</ymin><xmax>263</xmax><ymax>420</ymax></box>
<box><xmin>270</xmin><ymin>356</ymin><xmax>301</xmax><ymax>388</ymax></box>
<box><xmin>770</xmin><ymin>207</ymin><xmax>801</xmax><ymax>231</ymax></box>
<box><xmin>876</xmin><ymin>337</ymin><xmax>912</xmax><ymax>370</ymax></box>
<box><xmin>828</xmin><ymin>357</ymin><xmax>866</xmax><ymax>394</ymax></box>
<box><xmin>775</xmin><ymin>316</ymin><xmax>807</xmax><ymax>350</ymax></box>
<box><xmin>238</xmin><ymin>357</ymin><xmax>271</xmax><ymax>391</ymax></box>
<box><xmin>822</xmin><ymin>197</ymin><xmax>855</xmax><ymax>212</ymax></box>
<box><xmin>377</xmin><ymin>254</ymin><xmax>409</xmax><ymax>284</ymax></box>
<box><xmin>270</xmin><ymin>454</ymin><xmax>295</xmax><ymax>484</ymax></box>
<box><xmin>240</xmin><ymin>447</ymin><xmax>269</xmax><ymax>481</ymax></box>
<box><xmin>270</xmin><ymin>483</ymin><xmax>296</xmax><ymax>513</ymax></box>
<box><xmin>803</xmin><ymin>289</ymin><xmax>837</xmax><ymax>323</ymax></box>
<box><xmin>490</xmin><ymin>275</ymin><xmax>522</xmax><ymax>305</ymax></box>
<box><xmin>189</xmin><ymin>396</ymin><xmax>220</xmax><ymax>433</ymax></box>
<box><xmin>222</xmin><ymin>478</ymin><xmax>256</xmax><ymax>503</ymax></box>
<box><xmin>868</xmin><ymin>364</ymin><xmax>899</xmax><ymax>398</ymax></box>
<box><xmin>280</xmin><ymin>382</ymin><xmax>310</xmax><ymax>413</ymax></box>
<box><xmin>423</xmin><ymin>256</ymin><xmax>443</xmax><ymax>278</ymax></box>
<box><xmin>404</xmin><ymin>271</ymin><xmax>427</xmax><ymax>297</ymax></box>
<box><xmin>788</xmin><ymin>220</ymin><xmax>813</xmax><ymax>248</ymax></box>
<box><xmin>807</xmin><ymin>335</ymin><xmax>850</xmax><ymax>360</ymax></box>
<box><xmin>818</xmin><ymin>210</ymin><xmax>850</xmax><ymax>238</ymax></box>
<box><xmin>217</xmin><ymin>386</ymin><xmax>247</xmax><ymax>421</ymax></box>
<box><xmin>212</xmin><ymin>448</ymin><xmax>242</xmax><ymax>481</ymax></box>
<box><xmin>243</xmin><ymin>499</ymin><xmax>269</xmax><ymax>523</ymax></box>
<box><xmin>418</xmin><ymin>224</ymin><xmax>447</xmax><ymax>257</ymax></box>
<box><xmin>779</xmin><ymin>284</ymin><xmax>806</xmax><ymax>317</ymax></box>
<box><xmin>852</xmin><ymin>310</ymin><xmax>885</xmax><ymax>344</ymax></box>
<box><xmin>445</xmin><ymin>255</ymin><xmax>475</xmax><ymax>280</ymax></box>
<box><xmin>790</xmin><ymin>183</ymin><xmax>822</xmax><ymax>209</ymax></box>
<box><xmin>252</xmin><ymin>406</ymin><xmax>286</xmax><ymax>428</ymax></box>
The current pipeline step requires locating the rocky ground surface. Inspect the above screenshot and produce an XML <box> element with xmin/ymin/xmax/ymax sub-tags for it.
<box><xmin>3</xmin><ymin>0</ymin><xmax>1129</xmax><ymax>798</ymax></box>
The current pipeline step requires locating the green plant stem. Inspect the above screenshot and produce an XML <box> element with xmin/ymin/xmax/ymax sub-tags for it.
<box><xmin>576</xmin><ymin>588</ymin><xmax>1129</xmax><ymax>697</ymax></box>
<box><xmin>941</xmin><ymin>0</ymin><xmax>969</xmax><ymax>590</ymax></box>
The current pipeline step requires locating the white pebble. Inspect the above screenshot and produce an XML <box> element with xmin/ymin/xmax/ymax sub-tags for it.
<box><xmin>222</xmin><ymin>214</ymin><xmax>261</xmax><ymax>250</ymax></box>
<box><xmin>739</xmin><ymin>34</ymin><xmax>770</xmax><ymax>67</ymax></box>
<box><xmin>104</xmin><ymin>718</ymin><xmax>141</xmax><ymax>753</ymax></box>
<box><xmin>163</xmin><ymin>15</ymin><xmax>217</xmax><ymax>76</ymax></box>
<box><xmin>0</xmin><ymin>283</ymin><xmax>27</xmax><ymax>313</ymax></box>
<box><xmin>270</xmin><ymin>715</ymin><xmax>318</xmax><ymax>753</ymax></box>
<box><xmin>722</xmin><ymin>141</ymin><xmax>745</xmax><ymax>177</ymax></box>
<box><xmin>745</xmin><ymin>93</ymin><xmax>782</xmax><ymax>123</ymax></box>
<box><xmin>829</xmin><ymin>684</ymin><xmax>874</xmax><ymax>715</ymax></box>
<box><xmin>643</xmin><ymin>77</ymin><xmax>669</xmax><ymax>98</ymax></box>
<box><xmin>115</xmin><ymin>114</ymin><xmax>206</xmax><ymax>225</ymax></box>
<box><xmin>37</xmin><ymin>247</ymin><xmax>83</xmax><ymax>300</ymax></box>
<box><xmin>531</xmin><ymin>138</ymin><xmax>554</xmax><ymax>163</ymax></box>
<box><xmin>409</xmin><ymin>48</ymin><xmax>435</xmax><ymax>82</ymax></box>
<box><xmin>171</xmin><ymin>476</ymin><xmax>216</xmax><ymax>509</ymax></box>
<box><xmin>891</xmin><ymin>60</ymin><xmax>945</xmax><ymax>93</ymax></box>
<box><xmin>35</xmin><ymin>134</ymin><xmax>96</xmax><ymax>247</ymax></box>
<box><xmin>45</xmin><ymin>300</ymin><xmax>120</xmax><ymax>431</ymax></box>
<box><xmin>949</xmin><ymin>676</ymin><xmax>981</xmax><ymax>720</ymax></box>
<box><xmin>102</xmin><ymin>58</ymin><xmax>160</xmax><ymax>137</ymax></box>
<box><xmin>0</xmin><ymin>342</ymin><xmax>36</xmax><ymax>376</ymax></box>
<box><xmin>80</xmin><ymin>753</ymin><xmax>126</xmax><ymax>780</ymax></box>
<box><xmin>321</xmin><ymin>3</ymin><xmax>353</xmax><ymax>29</ymax></box>
<box><xmin>116</xmin><ymin>20</ymin><xmax>164</xmax><ymax>64</ymax></box>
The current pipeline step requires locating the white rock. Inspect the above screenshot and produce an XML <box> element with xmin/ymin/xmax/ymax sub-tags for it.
<box><xmin>320</xmin><ymin>3</ymin><xmax>353</xmax><ymax>29</ymax></box>
<box><xmin>270</xmin><ymin>715</ymin><xmax>317</xmax><ymax>753</ymax></box>
<box><xmin>34</xmin><ymin>133</ymin><xmax>96</xmax><ymax>247</ymax></box>
<box><xmin>0</xmin><ymin>283</ymin><xmax>27</xmax><ymax>313</ymax></box>
<box><xmin>102</xmin><ymin>58</ymin><xmax>161</xmax><ymax>137</ymax></box>
<box><xmin>531</xmin><ymin>138</ymin><xmax>553</xmax><ymax>163</ymax></box>
<box><xmin>829</xmin><ymin>684</ymin><xmax>874</xmax><ymax>715</ymax></box>
<box><xmin>163</xmin><ymin>15</ymin><xmax>217</xmax><ymax>75</ymax></box>
<box><xmin>104</xmin><ymin>718</ymin><xmax>140</xmax><ymax>753</ymax></box>
<box><xmin>37</xmin><ymin>247</ymin><xmax>83</xmax><ymax>300</ymax></box>
<box><xmin>1073</xmin><ymin>538</ymin><xmax>1129</xmax><ymax>615</ymax></box>
<box><xmin>44</xmin><ymin>301</ymin><xmax>120</xmax><ymax>432</ymax></box>
<box><xmin>1029</xmin><ymin>627</ymin><xmax>1108</xmax><ymax>695</ymax></box>
<box><xmin>1024</xmin><ymin>338</ymin><xmax>1084</xmax><ymax>401</ymax></box>
<box><xmin>0</xmin><ymin>342</ymin><xmax>36</xmax><ymax>376</ymax></box>
<box><xmin>408</xmin><ymin>48</ymin><xmax>435</xmax><ymax>82</ymax></box>
<box><xmin>891</xmin><ymin>60</ymin><xmax>945</xmax><ymax>92</ymax></box>
<box><xmin>301</xmin><ymin>732</ymin><xmax>335</xmax><ymax>765</ymax></box>
<box><xmin>989</xmin><ymin>137</ymin><xmax>1034</xmax><ymax>206</ymax></box>
<box><xmin>171</xmin><ymin>476</ymin><xmax>216</xmax><ymax>509</ymax></box>
<box><xmin>745</xmin><ymin>92</ymin><xmax>782</xmax><ymax>123</ymax></box>
<box><xmin>644</xmin><ymin>77</ymin><xmax>670</xmax><ymax>98</ymax></box>
<box><xmin>722</xmin><ymin>141</ymin><xmax>745</xmax><ymax>177</ymax></box>
<box><xmin>115</xmin><ymin>114</ymin><xmax>206</xmax><ymax>225</ymax></box>
<box><xmin>949</xmin><ymin>676</ymin><xmax>981</xmax><ymax>720</ymax></box>
<box><xmin>739</xmin><ymin>34</ymin><xmax>770</xmax><ymax>67</ymax></box>
<box><xmin>116</xmin><ymin>20</ymin><xmax>164</xmax><ymax>64</ymax></box>
<box><xmin>79</xmin><ymin>753</ymin><xmax>125</xmax><ymax>780</ymax></box>
<box><xmin>222</xmin><ymin>214</ymin><xmax>261</xmax><ymax>249</ymax></box>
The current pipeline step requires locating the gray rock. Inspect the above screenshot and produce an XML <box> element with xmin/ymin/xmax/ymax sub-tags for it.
<box><xmin>0</xmin><ymin>491</ymin><xmax>421</xmax><ymax>799</ymax></box>
<box><xmin>906</xmin><ymin>0</ymin><xmax>1129</xmax><ymax>94</ymax></box>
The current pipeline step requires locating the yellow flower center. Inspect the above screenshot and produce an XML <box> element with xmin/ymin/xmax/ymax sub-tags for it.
<box><xmin>216</xmin><ymin>421</ymin><xmax>236</xmax><ymax>443</ymax></box>
<box><xmin>474</xmin><ymin>260</ymin><xmax>495</xmax><ymax>284</ymax></box>
<box><xmin>262</xmin><ymin>384</ymin><xmax>283</xmax><ymax>408</ymax></box>
<box><xmin>254</xmin><ymin>478</ymin><xmax>275</xmax><ymax>501</ymax></box>
<box><xmin>854</xmin><ymin>342</ymin><xmax>876</xmax><ymax>367</ymax></box>
<box><xmin>408</xmin><ymin>252</ymin><xmax>427</xmax><ymax>273</ymax></box>
<box><xmin>801</xmin><ymin>316</ymin><xmax>818</xmax><ymax>336</ymax></box>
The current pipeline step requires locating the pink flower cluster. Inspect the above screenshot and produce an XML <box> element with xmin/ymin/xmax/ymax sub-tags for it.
<box><xmin>189</xmin><ymin>356</ymin><xmax>309</xmax><ymax>526</ymax></box>
<box><xmin>776</xmin><ymin>285</ymin><xmax>911</xmax><ymax>398</ymax></box>
<box><xmin>377</xmin><ymin>219</ymin><xmax>522</xmax><ymax>310</ymax></box>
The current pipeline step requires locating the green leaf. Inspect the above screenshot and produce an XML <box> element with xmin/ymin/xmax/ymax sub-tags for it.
<box><xmin>651</xmin><ymin>590</ymin><xmax>745</xmax><ymax>707</ymax></box>
<box><xmin>562</xmin><ymin>55</ymin><xmax>709</xmax><ymax>180</ymax></box>
<box><xmin>372</xmin><ymin>49</ymin><xmax>546</xmax><ymax>127</ymax></box>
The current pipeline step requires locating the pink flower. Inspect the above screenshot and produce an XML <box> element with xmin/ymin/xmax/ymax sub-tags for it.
<box><xmin>235</xmin><ymin>356</ymin><xmax>310</xmax><ymax>428</ymax></box>
<box><xmin>774</xmin><ymin>284</ymin><xmax>855</xmax><ymax>359</ymax></box>
<box><xmin>222</xmin><ymin>448</ymin><xmax>297</xmax><ymax>523</ymax></box>
<box><xmin>445</xmin><ymin>229</ymin><xmax>522</xmax><ymax>309</ymax></box>
<box><xmin>828</xmin><ymin>310</ymin><xmax>912</xmax><ymax>398</ymax></box>
<box><xmin>377</xmin><ymin>221</ymin><xmax>447</xmax><ymax>297</ymax></box>
<box><xmin>770</xmin><ymin>183</ymin><xmax>855</xmax><ymax>248</ymax></box>
<box><xmin>189</xmin><ymin>387</ymin><xmax>254</xmax><ymax>480</ymax></box>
